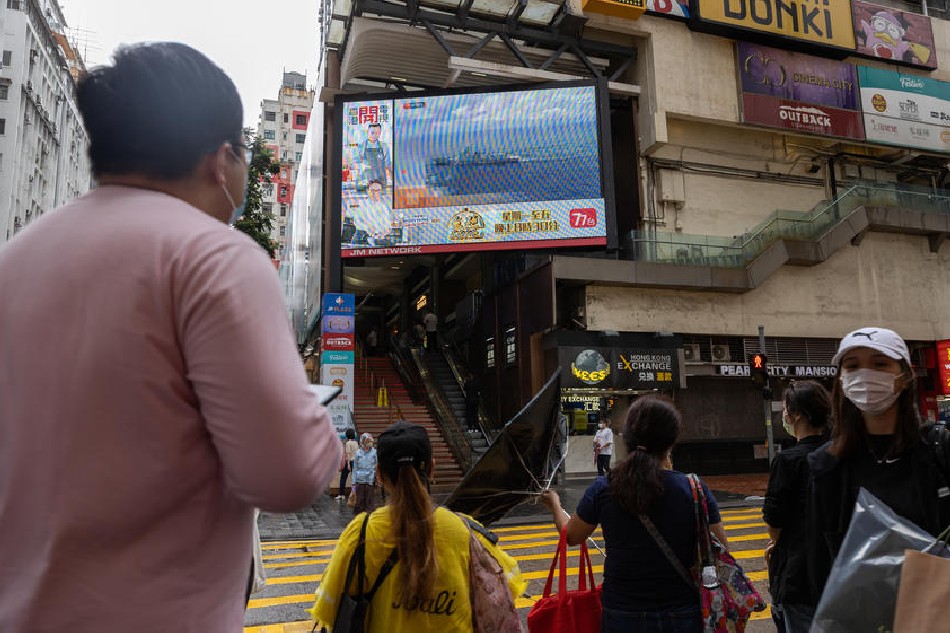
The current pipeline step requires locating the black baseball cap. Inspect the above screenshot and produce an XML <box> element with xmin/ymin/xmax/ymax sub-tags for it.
<box><xmin>377</xmin><ymin>421</ymin><xmax>431</xmax><ymax>480</ymax></box>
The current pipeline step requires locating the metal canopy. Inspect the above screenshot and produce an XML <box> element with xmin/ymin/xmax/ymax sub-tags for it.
<box><xmin>324</xmin><ymin>0</ymin><xmax>639</xmax><ymax>93</ymax></box>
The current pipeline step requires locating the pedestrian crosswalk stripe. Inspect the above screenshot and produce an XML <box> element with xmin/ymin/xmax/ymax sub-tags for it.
<box><xmin>724</xmin><ymin>521</ymin><xmax>767</xmax><ymax>530</ymax></box>
<box><xmin>264</xmin><ymin>557</ymin><xmax>332</xmax><ymax>570</ymax></box>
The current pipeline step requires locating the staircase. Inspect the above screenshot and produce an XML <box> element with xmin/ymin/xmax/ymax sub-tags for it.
<box><xmin>353</xmin><ymin>356</ymin><xmax>463</xmax><ymax>493</ymax></box>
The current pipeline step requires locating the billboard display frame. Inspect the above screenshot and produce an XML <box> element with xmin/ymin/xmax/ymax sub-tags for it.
<box><xmin>858</xmin><ymin>65</ymin><xmax>950</xmax><ymax>153</ymax></box>
<box><xmin>329</xmin><ymin>79</ymin><xmax>618</xmax><ymax>264</ymax></box>
<box><xmin>851</xmin><ymin>0</ymin><xmax>937</xmax><ymax>70</ymax></box>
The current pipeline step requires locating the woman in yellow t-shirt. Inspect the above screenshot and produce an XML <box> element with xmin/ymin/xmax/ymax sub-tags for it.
<box><xmin>311</xmin><ymin>421</ymin><xmax>525</xmax><ymax>632</ymax></box>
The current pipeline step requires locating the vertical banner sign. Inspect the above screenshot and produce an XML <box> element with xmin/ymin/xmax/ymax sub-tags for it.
<box><xmin>320</xmin><ymin>293</ymin><xmax>356</xmax><ymax>433</ymax></box>
<box><xmin>937</xmin><ymin>340</ymin><xmax>950</xmax><ymax>396</ymax></box>
<box><xmin>737</xmin><ymin>42</ymin><xmax>864</xmax><ymax>141</ymax></box>
<box><xmin>858</xmin><ymin>66</ymin><xmax>950</xmax><ymax>153</ymax></box>
<box><xmin>852</xmin><ymin>0</ymin><xmax>936</xmax><ymax>70</ymax></box>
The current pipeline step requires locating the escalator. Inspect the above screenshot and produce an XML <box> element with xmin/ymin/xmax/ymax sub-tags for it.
<box><xmin>424</xmin><ymin>345</ymin><xmax>490</xmax><ymax>458</ymax></box>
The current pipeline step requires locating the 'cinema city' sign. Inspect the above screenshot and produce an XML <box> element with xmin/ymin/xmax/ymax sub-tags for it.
<box><xmin>692</xmin><ymin>0</ymin><xmax>856</xmax><ymax>52</ymax></box>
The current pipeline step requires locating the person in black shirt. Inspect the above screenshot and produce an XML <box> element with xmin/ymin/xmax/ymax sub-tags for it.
<box><xmin>541</xmin><ymin>396</ymin><xmax>728</xmax><ymax>633</ymax></box>
<box><xmin>763</xmin><ymin>380</ymin><xmax>831</xmax><ymax>633</ymax></box>
<box><xmin>807</xmin><ymin>327</ymin><xmax>950</xmax><ymax>610</ymax></box>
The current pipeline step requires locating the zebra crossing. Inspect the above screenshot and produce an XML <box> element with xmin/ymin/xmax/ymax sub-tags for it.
<box><xmin>244</xmin><ymin>507</ymin><xmax>773</xmax><ymax>632</ymax></box>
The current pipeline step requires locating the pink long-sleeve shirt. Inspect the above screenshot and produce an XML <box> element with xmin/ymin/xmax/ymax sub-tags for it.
<box><xmin>0</xmin><ymin>186</ymin><xmax>342</xmax><ymax>632</ymax></box>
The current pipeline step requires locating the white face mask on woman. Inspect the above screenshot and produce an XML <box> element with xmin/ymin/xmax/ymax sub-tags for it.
<box><xmin>840</xmin><ymin>368</ymin><xmax>902</xmax><ymax>415</ymax></box>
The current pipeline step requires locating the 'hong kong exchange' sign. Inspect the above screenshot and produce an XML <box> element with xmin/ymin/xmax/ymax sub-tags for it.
<box><xmin>737</xmin><ymin>43</ymin><xmax>865</xmax><ymax>141</ymax></box>
<box><xmin>559</xmin><ymin>347</ymin><xmax>677</xmax><ymax>391</ymax></box>
<box><xmin>717</xmin><ymin>364</ymin><xmax>838</xmax><ymax>377</ymax></box>
<box><xmin>694</xmin><ymin>0</ymin><xmax>856</xmax><ymax>52</ymax></box>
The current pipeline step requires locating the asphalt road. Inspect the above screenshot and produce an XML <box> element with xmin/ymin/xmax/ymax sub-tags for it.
<box><xmin>244</xmin><ymin>505</ymin><xmax>776</xmax><ymax>632</ymax></box>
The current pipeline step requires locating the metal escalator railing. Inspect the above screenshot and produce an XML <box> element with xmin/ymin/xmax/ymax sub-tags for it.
<box><xmin>408</xmin><ymin>347</ymin><xmax>474</xmax><ymax>472</ymax></box>
<box><xmin>441</xmin><ymin>343</ymin><xmax>501</xmax><ymax>442</ymax></box>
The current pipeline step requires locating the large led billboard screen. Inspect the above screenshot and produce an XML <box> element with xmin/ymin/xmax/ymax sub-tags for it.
<box><xmin>337</xmin><ymin>84</ymin><xmax>608</xmax><ymax>257</ymax></box>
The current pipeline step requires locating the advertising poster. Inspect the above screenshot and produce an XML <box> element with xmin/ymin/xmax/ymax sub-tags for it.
<box><xmin>852</xmin><ymin>0</ymin><xmax>936</xmax><ymax>70</ymax></box>
<box><xmin>340</xmin><ymin>85</ymin><xmax>607</xmax><ymax>257</ymax></box>
<box><xmin>937</xmin><ymin>340</ymin><xmax>950</xmax><ymax>395</ymax></box>
<box><xmin>859</xmin><ymin>66</ymin><xmax>950</xmax><ymax>152</ymax></box>
<box><xmin>692</xmin><ymin>0</ymin><xmax>856</xmax><ymax>51</ymax></box>
<box><xmin>320</xmin><ymin>293</ymin><xmax>356</xmax><ymax>433</ymax></box>
<box><xmin>737</xmin><ymin>43</ymin><xmax>864</xmax><ymax>140</ymax></box>
<box><xmin>647</xmin><ymin>0</ymin><xmax>690</xmax><ymax>17</ymax></box>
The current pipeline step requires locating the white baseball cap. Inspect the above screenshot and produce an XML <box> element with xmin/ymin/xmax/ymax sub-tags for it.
<box><xmin>832</xmin><ymin>327</ymin><xmax>911</xmax><ymax>366</ymax></box>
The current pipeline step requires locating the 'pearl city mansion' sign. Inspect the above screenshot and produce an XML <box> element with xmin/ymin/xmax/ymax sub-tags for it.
<box><xmin>716</xmin><ymin>364</ymin><xmax>838</xmax><ymax>377</ymax></box>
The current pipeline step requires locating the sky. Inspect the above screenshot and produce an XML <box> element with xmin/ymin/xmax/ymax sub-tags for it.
<box><xmin>59</xmin><ymin>0</ymin><xmax>321</xmax><ymax>129</ymax></box>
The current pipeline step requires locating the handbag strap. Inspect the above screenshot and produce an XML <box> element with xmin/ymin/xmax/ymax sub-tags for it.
<box><xmin>541</xmin><ymin>527</ymin><xmax>595</xmax><ymax>597</ymax></box>
<box><xmin>687</xmin><ymin>474</ymin><xmax>714</xmax><ymax>568</ymax></box>
<box><xmin>339</xmin><ymin>512</ymin><xmax>399</xmax><ymax>601</ymax></box>
<box><xmin>640</xmin><ymin>514</ymin><xmax>697</xmax><ymax>592</ymax></box>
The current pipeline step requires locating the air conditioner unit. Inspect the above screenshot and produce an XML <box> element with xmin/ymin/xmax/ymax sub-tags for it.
<box><xmin>683</xmin><ymin>344</ymin><xmax>702</xmax><ymax>363</ymax></box>
<box><xmin>711</xmin><ymin>345</ymin><xmax>731</xmax><ymax>362</ymax></box>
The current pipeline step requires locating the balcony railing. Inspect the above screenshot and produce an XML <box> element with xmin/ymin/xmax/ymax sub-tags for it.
<box><xmin>632</xmin><ymin>181</ymin><xmax>950</xmax><ymax>268</ymax></box>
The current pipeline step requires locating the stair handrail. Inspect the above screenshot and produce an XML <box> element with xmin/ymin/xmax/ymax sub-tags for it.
<box><xmin>408</xmin><ymin>347</ymin><xmax>474</xmax><ymax>472</ymax></box>
<box><xmin>388</xmin><ymin>344</ymin><xmax>424</xmax><ymax>403</ymax></box>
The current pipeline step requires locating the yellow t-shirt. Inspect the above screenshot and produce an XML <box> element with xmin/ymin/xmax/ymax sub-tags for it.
<box><xmin>310</xmin><ymin>506</ymin><xmax>525</xmax><ymax>633</ymax></box>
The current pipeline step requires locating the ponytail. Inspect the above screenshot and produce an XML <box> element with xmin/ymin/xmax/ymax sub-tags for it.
<box><xmin>608</xmin><ymin>396</ymin><xmax>681</xmax><ymax>515</ymax></box>
<box><xmin>388</xmin><ymin>465</ymin><xmax>437</xmax><ymax>604</ymax></box>
<box><xmin>609</xmin><ymin>449</ymin><xmax>664</xmax><ymax>515</ymax></box>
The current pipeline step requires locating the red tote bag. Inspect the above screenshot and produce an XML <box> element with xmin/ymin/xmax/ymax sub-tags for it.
<box><xmin>527</xmin><ymin>528</ymin><xmax>602</xmax><ymax>633</ymax></box>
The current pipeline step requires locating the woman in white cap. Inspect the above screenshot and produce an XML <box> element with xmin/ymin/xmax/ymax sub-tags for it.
<box><xmin>807</xmin><ymin>327</ymin><xmax>950</xmax><ymax>602</ymax></box>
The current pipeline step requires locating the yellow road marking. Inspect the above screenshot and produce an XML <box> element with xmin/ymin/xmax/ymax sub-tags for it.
<box><xmin>728</xmin><ymin>532</ymin><xmax>769</xmax><ymax>543</ymax></box>
<box><xmin>724</xmin><ymin>521</ymin><xmax>767</xmax><ymax>530</ymax></box>
<box><xmin>264</xmin><ymin>557</ymin><xmax>332</xmax><ymax>570</ymax></box>
<box><xmin>266</xmin><ymin>574</ymin><xmax>323</xmax><ymax>586</ymax></box>
<box><xmin>244</xmin><ymin>622</ymin><xmax>314</xmax><ymax>633</ymax></box>
<box><xmin>247</xmin><ymin>594</ymin><xmax>314</xmax><ymax>609</ymax></box>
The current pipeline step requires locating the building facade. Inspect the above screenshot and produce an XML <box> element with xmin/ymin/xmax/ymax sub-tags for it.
<box><xmin>0</xmin><ymin>0</ymin><xmax>90</xmax><ymax>244</ymax></box>
<box><xmin>256</xmin><ymin>71</ymin><xmax>315</xmax><ymax>258</ymax></box>
<box><xmin>313</xmin><ymin>0</ymin><xmax>950</xmax><ymax>470</ymax></box>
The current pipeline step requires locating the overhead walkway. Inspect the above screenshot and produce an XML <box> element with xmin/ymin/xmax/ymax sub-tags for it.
<box><xmin>555</xmin><ymin>181</ymin><xmax>950</xmax><ymax>292</ymax></box>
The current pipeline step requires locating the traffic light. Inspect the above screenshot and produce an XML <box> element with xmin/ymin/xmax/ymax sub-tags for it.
<box><xmin>749</xmin><ymin>353</ymin><xmax>769</xmax><ymax>388</ymax></box>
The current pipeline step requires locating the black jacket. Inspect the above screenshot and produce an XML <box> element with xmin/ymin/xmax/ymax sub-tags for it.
<box><xmin>806</xmin><ymin>424</ymin><xmax>950</xmax><ymax>601</ymax></box>
<box><xmin>763</xmin><ymin>434</ymin><xmax>826</xmax><ymax>605</ymax></box>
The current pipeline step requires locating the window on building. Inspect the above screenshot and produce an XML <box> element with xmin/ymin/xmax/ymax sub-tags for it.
<box><xmin>0</xmin><ymin>119</ymin><xmax>6</xmax><ymax>135</ymax></box>
<box><xmin>296</xmin><ymin>114</ymin><xmax>307</xmax><ymax>126</ymax></box>
<box><xmin>1</xmin><ymin>51</ymin><xmax>11</xmax><ymax>67</ymax></box>
<box><xmin>7</xmin><ymin>0</ymin><xmax>23</xmax><ymax>10</ymax></box>
<box><xmin>505</xmin><ymin>326</ymin><xmax>516</xmax><ymax>366</ymax></box>
<box><xmin>280</xmin><ymin>205</ymin><xmax>287</xmax><ymax>217</ymax></box>
<box><xmin>486</xmin><ymin>337</ymin><xmax>495</xmax><ymax>369</ymax></box>
<box><xmin>263</xmin><ymin>129</ymin><xmax>275</xmax><ymax>140</ymax></box>
<box><xmin>262</xmin><ymin>202</ymin><xmax>273</xmax><ymax>214</ymax></box>
<box><xmin>262</xmin><ymin>183</ymin><xmax>274</xmax><ymax>197</ymax></box>
<box><xmin>0</xmin><ymin>85</ymin><xmax>7</xmax><ymax>100</ymax></box>
<box><xmin>264</xmin><ymin>111</ymin><xmax>276</xmax><ymax>122</ymax></box>
<box><xmin>283</xmin><ymin>113</ymin><xmax>289</xmax><ymax>123</ymax></box>
<box><xmin>282</xmin><ymin>130</ymin><xmax>287</xmax><ymax>140</ymax></box>
<box><xmin>279</xmin><ymin>226</ymin><xmax>286</xmax><ymax>237</ymax></box>
<box><xmin>295</xmin><ymin>152</ymin><xmax>302</xmax><ymax>162</ymax></box>
<box><xmin>296</xmin><ymin>133</ymin><xmax>306</xmax><ymax>144</ymax></box>
<box><xmin>279</xmin><ymin>186</ymin><xmax>288</xmax><ymax>197</ymax></box>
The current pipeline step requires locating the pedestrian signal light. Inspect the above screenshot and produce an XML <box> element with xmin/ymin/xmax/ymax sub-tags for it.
<box><xmin>749</xmin><ymin>353</ymin><xmax>769</xmax><ymax>387</ymax></box>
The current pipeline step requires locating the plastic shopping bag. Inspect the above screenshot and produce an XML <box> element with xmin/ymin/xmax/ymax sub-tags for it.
<box><xmin>811</xmin><ymin>488</ymin><xmax>950</xmax><ymax>633</ymax></box>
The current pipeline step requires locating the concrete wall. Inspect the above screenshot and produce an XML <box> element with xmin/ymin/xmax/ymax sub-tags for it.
<box><xmin>585</xmin><ymin>232</ymin><xmax>950</xmax><ymax>341</ymax></box>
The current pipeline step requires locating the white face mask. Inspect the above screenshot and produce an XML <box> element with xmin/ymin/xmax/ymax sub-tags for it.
<box><xmin>840</xmin><ymin>368</ymin><xmax>902</xmax><ymax>415</ymax></box>
<box><xmin>782</xmin><ymin>411</ymin><xmax>795</xmax><ymax>436</ymax></box>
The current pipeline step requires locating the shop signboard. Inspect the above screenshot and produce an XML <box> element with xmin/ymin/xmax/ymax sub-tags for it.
<box><xmin>320</xmin><ymin>293</ymin><xmax>356</xmax><ymax>432</ymax></box>
<box><xmin>716</xmin><ymin>363</ymin><xmax>837</xmax><ymax>377</ymax></box>
<box><xmin>691</xmin><ymin>0</ymin><xmax>856</xmax><ymax>52</ymax></box>
<box><xmin>937</xmin><ymin>340</ymin><xmax>950</xmax><ymax>395</ymax></box>
<box><xmin>559</xmin><ymin>347</ymin><xmax>677</xmax><ymax>390</ymax></box>
<box><xmin>737</xmin><ymin>43</ymin><xmax>865</xmax><ymax>141</ymax></box>
<box><xmin>859</xmin><ymin>66</ymin><xmax>950</xmax><ymax>152</ymax></box>
<box><xmin>852</xmin><ymin>0</ymin><xmax>936</xmax><ymax>70</ymax></box>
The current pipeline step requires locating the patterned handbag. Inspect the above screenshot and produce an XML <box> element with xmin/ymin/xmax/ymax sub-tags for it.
<box><xmin>456</xmin><ymin>513</ymin><xmax>523</xmax><ymax>633</ymax></box>
<box><xmin>687</xmin><ymin>474</ymin><xmax>766</xmax><ymax>633</ymax></box>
